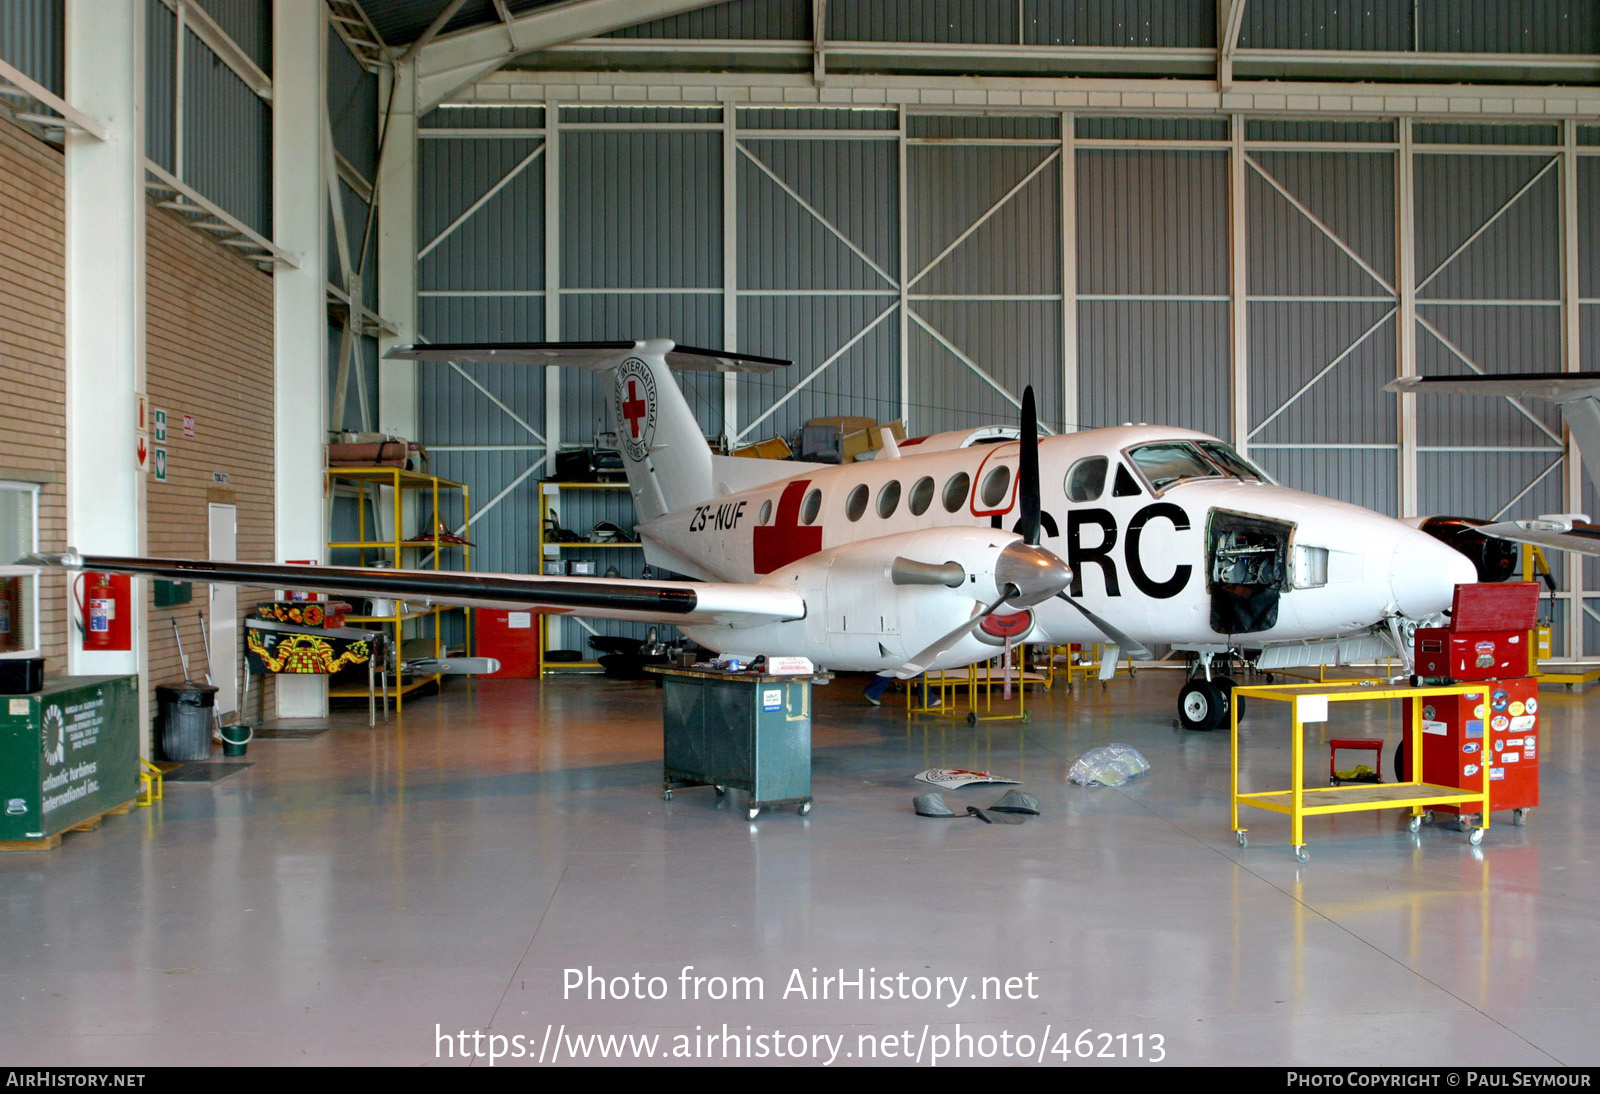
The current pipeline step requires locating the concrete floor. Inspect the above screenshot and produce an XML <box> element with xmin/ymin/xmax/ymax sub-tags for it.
<box><xmin>2</xmin><ymin>668</ymin><xmax>1596</xmax><ymax>1067</ymax></box>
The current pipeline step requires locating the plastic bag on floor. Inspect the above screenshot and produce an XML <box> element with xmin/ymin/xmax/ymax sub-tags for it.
<box><xmin>1068</xmin><ymin>744</ymin><xmax>1151</xmax><ymax>788</ymax></box>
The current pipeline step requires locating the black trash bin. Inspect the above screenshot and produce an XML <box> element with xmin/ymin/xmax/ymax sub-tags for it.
<box><xmin>156</xmin><ymin>681</ymin><xmax>217</xmax><ymax>761</ymax></box>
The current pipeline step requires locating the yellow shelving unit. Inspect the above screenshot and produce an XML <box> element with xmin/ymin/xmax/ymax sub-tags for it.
<box><xmin>538</xmin><ymin>480</ymin><xmax>639</xmax><ymax>674</ymax></box>
<box><xmin>325</xmin><ymin>467</ymin><xmax>472</xmax><ymax>711</ymax></box>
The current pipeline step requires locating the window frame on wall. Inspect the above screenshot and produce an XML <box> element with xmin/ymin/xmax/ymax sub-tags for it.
<box><xmin>0</xmin><ymin>480</ymin><xmax>43</xmax><ymax>655</ymax></box>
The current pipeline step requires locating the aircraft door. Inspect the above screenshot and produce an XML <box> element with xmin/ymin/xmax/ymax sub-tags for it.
<box><xmin>1207</xmin><ymin>510</ymin><xmax>1293</xmax><ymax>635</ymax></box>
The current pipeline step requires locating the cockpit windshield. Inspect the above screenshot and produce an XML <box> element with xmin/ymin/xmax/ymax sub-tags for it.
<box><xmin>1126</xmin><ymin>442</ymin><xmax>1223</xmax><ymax>491</ymax></box>
<box><xmin>1126</xmin><ymin>440</ymin><xmax>1272</xmax><ymax>491</ymax></box>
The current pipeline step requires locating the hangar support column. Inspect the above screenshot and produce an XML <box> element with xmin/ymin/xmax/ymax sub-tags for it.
<box><xmin>273</xmin><ymin>1</ymin><xmax>330</xmax><ymax>717</ymax></box>
<box><xmin>377</xmin><ymin>60</ymin><xmax>418</xmax><ymax>443</ymax></box>
<box><xmin>63</xmin><ymin>0</ymin><xmax>145</xmax><ymax>690</ymax></box>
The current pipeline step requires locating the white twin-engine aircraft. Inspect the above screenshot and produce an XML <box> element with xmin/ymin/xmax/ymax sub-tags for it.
<box><xmin>33</xmin><ymin>339</ymin><xmax>1480</xmax><ymax>731</ymax></box>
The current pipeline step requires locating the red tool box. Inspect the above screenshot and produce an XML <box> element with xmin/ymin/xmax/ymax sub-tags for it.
<box><xmin>1402</xmin><ymin>582</ymin><xmax>1540</xmax><ymax>824</ymax></box>
<box><xmin>1402</xmin><ymin>678</ymin><xmax>1539</xmax><ymax>823</ymax></box>
<box><xmin>1411</xmin><ymin>582</ymin><xmax>1539</xmax><ymax>682</ymax></box>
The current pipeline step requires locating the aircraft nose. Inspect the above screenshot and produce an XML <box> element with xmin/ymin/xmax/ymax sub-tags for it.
<box><xmin>1389</xmin><ymin>530</ymin><xmax>1477</xmax><ymax>618</ymax></box>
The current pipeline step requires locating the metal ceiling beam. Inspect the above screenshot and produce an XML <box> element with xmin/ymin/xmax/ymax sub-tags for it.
<box><xmin>415</xmin><ymin>0</ymin><xmax>725</xmax><ymax>112</ymax></box>
<box><xmin>399</xmin><ymin>0</ymin><xmax>471</xmax><ymax>63</ymax></box>
<box><xmin>483</xmin><ymin>37</ymin><xmax>1600</xmax><ymax>87</ymax></box>
<box><xmin>1218</xmin><ymin>0</ymin><xmax>1248</xmax><ymax>90</ymax></box>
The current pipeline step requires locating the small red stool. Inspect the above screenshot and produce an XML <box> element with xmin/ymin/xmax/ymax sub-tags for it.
<box><xmin>1329</xmin><ymin>738</ymin><xmax>1383</xmax><ymax>785</ymax></box>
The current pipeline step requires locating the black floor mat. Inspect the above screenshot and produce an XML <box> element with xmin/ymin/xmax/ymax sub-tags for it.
<box><xmin>249</xmin><ymin>724</ymin><xmax>331</xmax><ymax>741</ymax></box>
<box><xmin>162</xmin><ymin>762</ymin><xmax>253</xmax><ymax>784</ymax></box>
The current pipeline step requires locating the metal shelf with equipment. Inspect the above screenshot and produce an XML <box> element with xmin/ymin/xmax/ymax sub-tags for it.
<box><xmin>537</xmin><ymin>480</ymin><xmax>657</xmax><ymax>675</ymax></box>
<box><xmin>324</xmin><ymin>467</ymin><xmax>472</xmax><ymax>712</ymax></box>
<box><xmin>1230</xmin><ymin>680</ymin><xmax>1495</xmax><ymax>862</ymax></box>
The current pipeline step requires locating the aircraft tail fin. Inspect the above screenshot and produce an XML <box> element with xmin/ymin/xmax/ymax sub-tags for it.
<box><xmin>384</xmin><ymin>338</ymin><xmax>789</xmax><ymax>524</ymax></box>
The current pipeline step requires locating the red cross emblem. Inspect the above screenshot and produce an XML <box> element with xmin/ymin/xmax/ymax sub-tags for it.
<box><xmin>752</xmin><ymin>479</ymin><xmax>824</xmax><ymax>574</ymax></box>
<box><xmin>622</xmin><ymin>379</ymin><xmax>648</xmax><ymax>439</ymax></box>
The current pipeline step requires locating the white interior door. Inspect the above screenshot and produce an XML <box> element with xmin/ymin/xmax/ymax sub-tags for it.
<box><xmin>208</xmin><ymin>503</ymin><xmax>237</xmax><ymax>714</ymax></box>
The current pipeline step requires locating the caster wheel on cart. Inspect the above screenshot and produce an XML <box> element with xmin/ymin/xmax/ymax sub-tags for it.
<box><xmin>1294</xmin><ymin>846</ymin><xmax>1310</xmax><ymax>864</ymax></box>
<box><xmin>747</xmin><ymin>807</ymin><xmax>761</xmax><ymax>821</ymax></box>
<box><xmin>714</xmin><ymin>785</ymin><xmax>726</xmax><ymax>797</ymax></box>
<box><xmin>1235</xmin><ymin>831</ymin><xmax>1248</xmax><ymax>849</ymax></box>
<box><xmin>1468</xmin><ymin>828</ymin><xmax>1485</xmax><ymax>846</ymax></box>
<box><xmin>1513</xmin><ymin>808</ymin><xmax>1529</xmax><ymax>827</ymax></box>
<box><xmin>966</xmin><ymin>712</ymin><xmax>979</xmax><ymax>727</ymax></box>
<box><xmin>1021</xmin><ymin>710</ymin><xmax>1032</xmax><ymax>723</ymax></box>
<box><xmin>798</xmin><ymin>802</ymin><xmax>812</xmax><ymax>817</ymax></box>
<box><xmin>1457</xmin><ymin>816</ymin><xmax>1474</xmax><ymax>834</ymax></box>
<box><xmin>663</xmin><ymin>789</ymin><xmax>673</xmax><ymax>801</ymax></box>
<box><xmin>1407</xmin><ymin>815</ymin><xmax>1423</xmax><ymax>834</ymax></box>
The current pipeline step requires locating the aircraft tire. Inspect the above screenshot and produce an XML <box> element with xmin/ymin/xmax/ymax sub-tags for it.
<box><xmin>1213</xmin><ymin>676</ymin><xmax>1244</xmax><ymax>720</ymax></box>
<box><xmin>1178</xmin><ymin>679</ymin><xmax>1229</xmax><ymax>732</ymax></box>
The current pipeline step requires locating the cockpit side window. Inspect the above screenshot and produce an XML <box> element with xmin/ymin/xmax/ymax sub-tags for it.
<box><xmin>1126</xmin><ymin>441</ymin><xmax>1223</xmax><ymax>492</ymax></box>
<box><xmin>1065</xmin><ymin>456</ymin><xmax>1108</xmax><ymax>503</ymax></box>
<box><xmin>1198</xmin><ymin>441</ymin><xmax>1272</xmax><ymax>484</ymax></box>
<box><xmin>1112</xmin><ymin>464</ymin><xmax>1142</xmax><ymax>498</ymax></box>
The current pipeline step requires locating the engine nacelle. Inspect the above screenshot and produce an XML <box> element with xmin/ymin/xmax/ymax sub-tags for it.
<box><xmin>681</xmin><ymin>527</ymin><xmax>1050</xmax><ymax>671</ymax></box>
<box><xmin>1411</xmin><ymin>515</ymin><xmax>1520</xmax><ymax>583</ymax></box>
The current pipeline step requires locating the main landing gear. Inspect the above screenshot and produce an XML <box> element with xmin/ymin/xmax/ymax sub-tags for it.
<box><xmin>1175</xmin><ymin>650</ymin><xmax>1245</xmax><ymax>732</ymax></box>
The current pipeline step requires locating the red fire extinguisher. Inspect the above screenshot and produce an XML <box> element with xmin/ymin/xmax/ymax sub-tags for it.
<box><xmin>0</xmin><ymin>575</ymin><xmax>17</xmax><ymax>653</ymax></box>
<box><xmin>74</xmin><ymin>571</ymin><xmax>132</xmax><ymax>652</ymax></box>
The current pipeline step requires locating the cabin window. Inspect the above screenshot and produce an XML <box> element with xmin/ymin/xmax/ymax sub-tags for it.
<box><xmin>1112</xmin><ymin>464</ymin><xmax>1142</xmax><ymax>497</ymax></box>
<box><xmin>942</xmin><ymin>472</ymin><xmax>970</xmax><ymax>513</ymax></box>
<box><xmin>801</xmin><ymin>488</ymin><xmax>822</xmax><ymax>525</ymax></box>
<box><xmin>1065</xmin><ymin>457</ymin><xmax>1108</xmax><ymax>502</ymax></box>
<box><xmin>979</xmin><ymin>465</ymin><xmax>1011</xmax><ymax>508</ymax></box>
<box><xmin>877</xmin><ymin>480</ymin><xmax>901</xmax><ymax>518</ymax></box>
<box><xmin>845</xmin><ymin>484</ymin><xmax>869</xmax><ymax>521</ymax></box>
<box><xmin>758</xmin><ymin>499</ymin><xmax>773</xmax><ymax>525</ymax></box>
<box><xmin>908</xmin><ymin>476</ymin><xmax>935</xmax><ymax>515</ymax></box>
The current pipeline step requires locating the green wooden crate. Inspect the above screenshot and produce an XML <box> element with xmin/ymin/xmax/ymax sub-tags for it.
<box><xmin>0</xmin><ymin>675</ymin><xmax>140</xmax><ymax>843</ymax></box>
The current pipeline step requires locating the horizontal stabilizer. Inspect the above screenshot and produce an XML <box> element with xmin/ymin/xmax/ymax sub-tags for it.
<box><xmin>384</xmin><ymin>339</ymin><xmax>789</xmax><ymax>374</ymax></box>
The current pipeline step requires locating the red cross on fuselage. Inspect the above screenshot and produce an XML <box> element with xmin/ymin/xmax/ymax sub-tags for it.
<box><xmin>622</xmin><ymin>380</ymin><xmax>648</xmax><ymax>438</ymax></box>
<box><xmin>752</xmin><ymin>479</ymin><xmax>823</xmax><ymax>574</ymax></box>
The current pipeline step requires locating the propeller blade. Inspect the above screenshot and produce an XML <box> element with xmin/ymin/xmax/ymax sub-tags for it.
<box><xmin>1017</xmin><ymin>385</ymin><xmax>1041</xmax><ymax>546</ymax></box>
<box><xmin>1054</xmin><ymin>592</ymin><xmax>1153</xmax><ymax>660</ymax></box>
<box><xmin>891</xmin><ymin>588</ymin><xmax>1015</xmax><ymax>678</ymax></box>
<box><xmin>889</xmin><ymin>557</ymin><xmax>967</xmax><ymax>588</ymax></box>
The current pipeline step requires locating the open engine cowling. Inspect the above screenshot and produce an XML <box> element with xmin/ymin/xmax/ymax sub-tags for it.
<box><xmin>1412</xmin><ymin>516</ymin><xmax>1520</xmax><ymax>583</ymax></box>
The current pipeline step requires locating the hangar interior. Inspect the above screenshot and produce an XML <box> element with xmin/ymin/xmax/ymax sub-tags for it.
<box><xmin>2</xmin><ymin>0</ymin><xmax>1600</xmax><ymax>1068</ymax></box>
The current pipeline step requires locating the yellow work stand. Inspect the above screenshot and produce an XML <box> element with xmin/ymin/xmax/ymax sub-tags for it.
<box><xmin>1230</xmin><ymin>681</ymin><xmax>1493</xmax><ymax>863</ymax></box>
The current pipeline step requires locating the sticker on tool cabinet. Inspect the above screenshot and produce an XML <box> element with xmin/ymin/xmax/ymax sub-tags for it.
<box><xmin>1464</xmin><ymin>764</ymin><xmax>1480</xmax><ymax>777</ymax></box>
<box><xmin>1525</xmin><ymin>737</ymin><xmax>1536</xmax><ymax>757</ymax></box>
<box><xmin>1491</xmin><ymin>689</ymin><xmax>1510</xmax><ymax>712</ymax></box>
<box><xmin>1466</xmin><ymin>720</ymin><xmax>1484</xmax><ymax>738</ymax></box>
<box><xmin>1510</xmin><ymin>701</ymin><xmax>1526</xmax><ymax>716</ymax></box>
<box><xmin>1473</xmin><ymin>703</ymin><xmax>1487</xmax><ymax>719</ymax></box>
<box><xmin>1490</xmin><ymin>767</ymin><xmax>1506</xmax><ymax>780</ymax></box>
<box><xmin>1503</xmin><ymin>752</ymin><xmax>1520</xmax><ymax>763</ymax></box>
<box><xmin>7</xmin><ymin>699</ymin><xmax>26</xmax><ymax>716</ymax></box>
<box><xmin>1525</xmin><ymin>697</ymin><xmax>1538</xmax><ymax>714</ymax></box>
<box><xmin>1424</xmin><ymin>719</ymin><xmax>1447</xmax><ymax>736</ymax></box>
<box><xmin>1495</xmin><ymin>738</ymin><xmax>1506</xmax><ymax>751</ymax></box>
<box><xmin>1510</xmin><ymin>715</ymin><xmax>1535</xmax><ymax>732</ymax></box>
<box><xmin>1463</xmin><ymin>742</ymin><xmax>1480</xmax><ymax>754</ymax></box>
<box><xmin>762</xmin><ymin>689</ymin><xmax>782</xmax><ymax>711</ymax></box>
<box><xmin>1492</xmin><ymin>715</ymin><xmax>1510</xmax><ymax>733</ymax></box>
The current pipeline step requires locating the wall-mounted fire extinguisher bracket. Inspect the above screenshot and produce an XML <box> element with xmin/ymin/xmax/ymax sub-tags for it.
<box><xmin>74</xmin><ymin>571</ymin><xmax>133</xmax><ymax>652</ymax></box>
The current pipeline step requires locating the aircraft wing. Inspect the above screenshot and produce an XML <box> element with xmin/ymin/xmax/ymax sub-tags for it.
<box><xmin>23</xmin><ymin>552</ymin><xmax>805</xmax><ymax>628</ymax></box>
<box><xmin>1386</xmin><ymin>372</ymin><xmax>1600</xmax><ymax>402</ymax></box>
<box><xmin>385</xmin><ymin>339</ymin><xmax>789</xmax><ymax>374</ymax></box>
<box><xmin>1471</xmin><ymin>518</ymin><xmax>1600</xmax><ymax>557</ymax></box>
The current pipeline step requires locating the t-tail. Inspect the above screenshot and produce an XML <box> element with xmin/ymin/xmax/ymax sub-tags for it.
<box><xmin>383</xmin><ymin>338</ymin><xmax>789</xmax><ymax>524</ymax></box>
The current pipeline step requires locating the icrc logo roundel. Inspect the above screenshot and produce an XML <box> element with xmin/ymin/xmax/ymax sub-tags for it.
<box><xmin>614</xmin><ymin>357</ymin><xmax>657</xmax><ymax>462</ymax></box>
